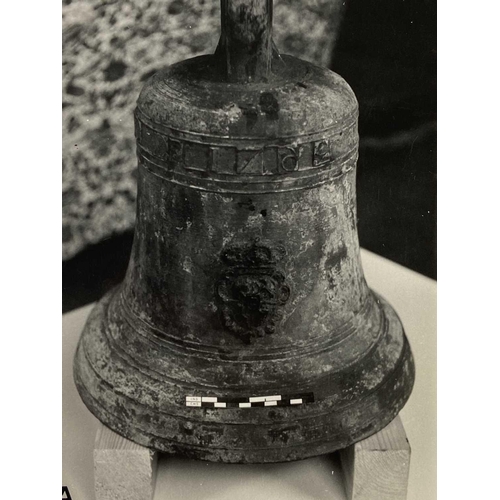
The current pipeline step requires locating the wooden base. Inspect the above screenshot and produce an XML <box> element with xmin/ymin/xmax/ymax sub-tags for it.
<box><xmin>94</xmin><ymin>416</ymin><xmax>410</xmax><ymax>500</ymax></box>
<box><xmin>94</xmin><ymin>425</ymin><xmax>158</xmax><ymax>500</ymax></box>
<box><xmin>339</xmin><ymin>416</ymin><xmax>411</xmax><ymax>500</ymax></box>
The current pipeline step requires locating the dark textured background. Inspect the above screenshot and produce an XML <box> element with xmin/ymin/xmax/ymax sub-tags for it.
<box><xmin>63</xmin><ymin>0</ymin><xmax>436</xmax><ymax>313</ymax></box>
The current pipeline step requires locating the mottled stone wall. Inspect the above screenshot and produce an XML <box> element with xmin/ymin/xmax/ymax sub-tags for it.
<box><xmin>62</xmin><ymin>0</ymin><xmax>345</xmax><ymax>259</ymax></box>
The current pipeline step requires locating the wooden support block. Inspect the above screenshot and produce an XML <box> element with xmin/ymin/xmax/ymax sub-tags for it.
<box><xmin>339</xmin><ymin>415</ymin><xmax>411</xmax><ymax>500</ymax></box>
<box><xmin>94</xmin><ymin>424</ymin><xmax>158</xmax><ymax>500</ymax></box>
<box><xmin>93</xmin><ymin>416</ymin><xmax>409</xmax><ymax>500</ymax></box>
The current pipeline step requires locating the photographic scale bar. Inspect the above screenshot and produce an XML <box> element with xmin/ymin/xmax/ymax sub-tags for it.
<box><xmin>185</xmin><ymin>393</ymin><xmax>314</xmax><ymax>408</ymax></box>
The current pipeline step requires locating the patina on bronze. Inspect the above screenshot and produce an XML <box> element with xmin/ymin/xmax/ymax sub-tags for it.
<box><xmin>73</xmin><ymin>0</ymin><xmax>415</xmax><ymax>463</ymax></box>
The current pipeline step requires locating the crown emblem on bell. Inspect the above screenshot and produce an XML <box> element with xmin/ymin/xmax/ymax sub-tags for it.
<box><xmin>73</xmin><ymin>0</ymin><xmax>415</xmax><ymax>463</ymax></box>
<box><xmin>216</xmin><ymin>237</ymin><xmax>291</xmax><ymax>342</ymax></box>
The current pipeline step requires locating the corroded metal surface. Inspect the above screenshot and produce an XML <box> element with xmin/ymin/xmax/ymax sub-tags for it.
<box><xmin>74</xmin><ymin>0</ymin><xmax>415</xmax><ymax>463</ymax></box>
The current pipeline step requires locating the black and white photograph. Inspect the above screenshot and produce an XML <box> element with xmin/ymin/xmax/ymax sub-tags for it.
<box><xmin>60</xmin><ymin>1</ymin><xmax>438</xmax><ymax>499</ymax></box>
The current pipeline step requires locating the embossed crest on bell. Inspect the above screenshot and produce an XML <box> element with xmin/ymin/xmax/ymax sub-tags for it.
<box><xmin>73</xmin><ymin>0</ymin><xmax>415</xmax><ymax>463</ymax></box>
<box><xmin>217</xmin><ymin>237</ymin><xmax>291</xmax><ymax>343</ymax></box>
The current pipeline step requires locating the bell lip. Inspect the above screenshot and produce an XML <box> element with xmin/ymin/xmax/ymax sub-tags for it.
<box><xmin>74</xmin><ymin>350</ymin><xmax>414</xmax><ymax>464</ymax></box>
<box><xmin>75</xmin><ymin>381</ymin><xmax>414</xmax><ymax>465</ymax></box>
<box><xmin>73</xmin><ymin>290</ymin><xmax>415</xmax><ymax>464</ymax></box>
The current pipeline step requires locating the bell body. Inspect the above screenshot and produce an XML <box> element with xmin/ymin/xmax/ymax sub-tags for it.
<box><xmin>74</xmin><ymin>6</ymin><xmax>414</xmax><ymax>463</ymax></box>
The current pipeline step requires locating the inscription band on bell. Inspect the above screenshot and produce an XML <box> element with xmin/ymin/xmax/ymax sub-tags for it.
<box><xmin>135</xmin><ymin>111</ymin><xmax>359</xmax><ymax>194</ymax></box>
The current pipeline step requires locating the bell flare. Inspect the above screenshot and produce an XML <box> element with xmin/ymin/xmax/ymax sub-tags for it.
<box><xmin>73</xmin><ymin>283</ymin><xmax>414</xmax><ymax>463</ymax></box>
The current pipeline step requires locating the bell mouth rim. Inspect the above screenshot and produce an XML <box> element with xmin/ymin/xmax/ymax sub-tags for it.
<box><xmin>75</xmin><ymin>372</ymin><xmax>413</xmax><ymax>464</ymax></box>
<box><xmin>73</xmin><ymin>287</ymin><xmax>415</xmax><ymax>463</ymax></box>
<box><xmin>74</xmin><ymin>338</ymin><xmax>415</xmax><ymax>464</ymax></box>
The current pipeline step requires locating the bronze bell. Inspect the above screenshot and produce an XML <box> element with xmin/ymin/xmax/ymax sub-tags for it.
<box><xmin>74</xmin><ymin>0</ymin><xmax>415</xmax><ymax>463</ymax></box>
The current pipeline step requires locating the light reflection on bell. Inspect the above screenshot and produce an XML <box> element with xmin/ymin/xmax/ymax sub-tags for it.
<box><xmin>73</xmin><ymin>0</ymin><xmax>415</xmax><ymax>463</ymax></box>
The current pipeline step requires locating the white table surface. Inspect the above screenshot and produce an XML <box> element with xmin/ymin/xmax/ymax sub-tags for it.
<box><xmin>63</xmin><ymin>249</ymin><xmax>436</xmax><ymax>500</ymax></box>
